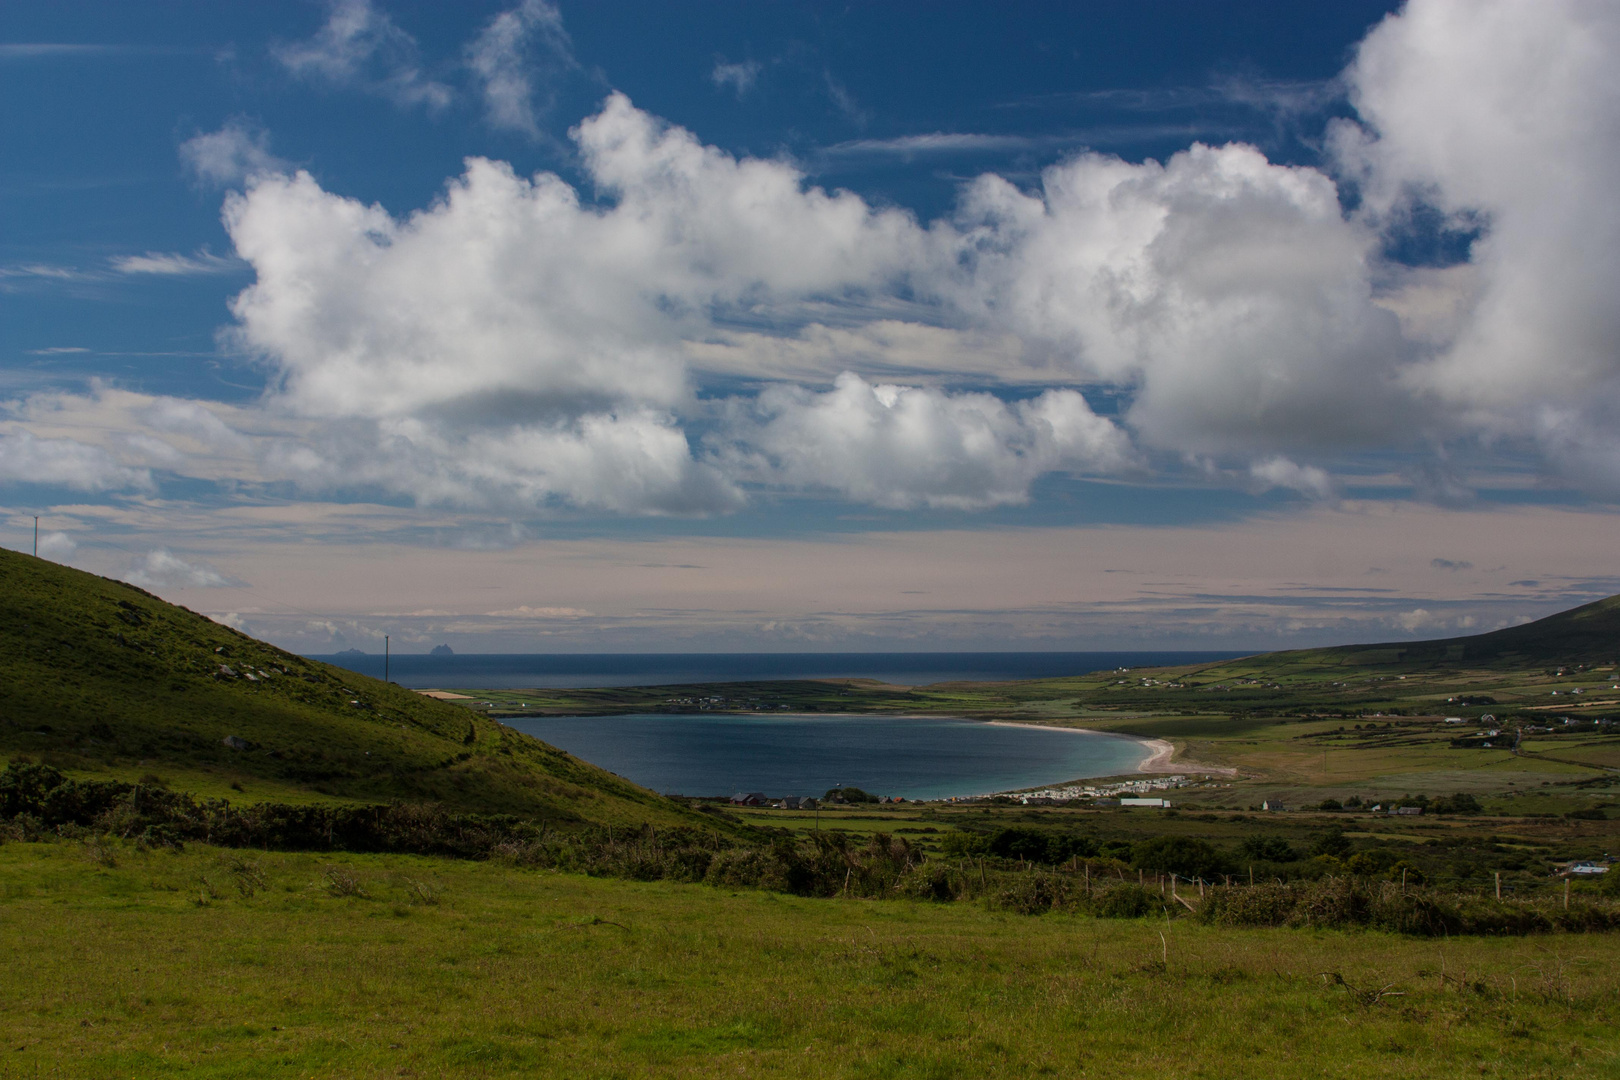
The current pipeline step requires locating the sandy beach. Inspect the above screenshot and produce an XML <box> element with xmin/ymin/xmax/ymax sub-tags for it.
<box><xmin>1136</xmin><ymin>738</ymin><xmax>1176</xmax><ymax>772</ymax></box>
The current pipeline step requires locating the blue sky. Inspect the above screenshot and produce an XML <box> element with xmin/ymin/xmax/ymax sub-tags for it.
<box><xmin>4</xmin><ymin>0</ymin><xmax>1619</xmax><ymax>654</ymax></box>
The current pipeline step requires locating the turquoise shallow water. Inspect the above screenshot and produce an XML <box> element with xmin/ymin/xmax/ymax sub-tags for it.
<box><xmin>502</xmin><ymin>713</ymin><xmax>1152</xmax><ymax>801</ymax></box>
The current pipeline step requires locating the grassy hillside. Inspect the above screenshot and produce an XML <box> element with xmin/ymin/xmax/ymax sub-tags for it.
<box><xmin>0</xmin><ymin>548</ymin><xmax>712</xmax><ymax>829</ymax></box>
<box><xmin>1246</xmin><ymin>593</ymin><xmax>1620</xmax><ymax>672</ymax></box>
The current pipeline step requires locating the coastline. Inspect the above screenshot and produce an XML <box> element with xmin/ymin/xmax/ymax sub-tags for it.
<box><xmin>984</xmin><ymin>720</ymin><xmax>1172</xmax><ymax>774</ymax></box>
<box><xmin>1135</xmin><ymin>737</ymin><xmax>1177</xmax><ymax>773</ymax></box>
<box><xmin>984</xmin><ymin>720</ymin><xmax>1235</xmax><ymax>778</ymax></box>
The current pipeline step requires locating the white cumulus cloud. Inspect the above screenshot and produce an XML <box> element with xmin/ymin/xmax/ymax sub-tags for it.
<box><xmin>35</xmin><ymin>531</ymin><xmax>77</xmax><ymax>561</ymax></box>
<box><xmin>1336</xmin><ymin>0</ymin><xmax>1620</xmax><ymax>488</ymax></box>
<box><xmin>36</xmin><ymin>0</ymin><xmax>1615</xmax><ymax>520</ymax></box>
<box><xmin>123</xmin><ymin>550</ymin><xmax>244</xmax><ymax>590</ymax></box>
<box><xmin>218</xmin><ymin>93</ymin><xmax>927</xmax><ymax>513</ymax></box>
<box><xmin>1249</xmin><ymin>456</ymin><xmax>1336</xmax><ymax>501</ymax></box>
<box><xmin>725</xmin><ymin>373</ymin><xmax>1133</xmax><ymax>509</ymax></box>
<box><xmin>0</xmin><ymin>431</ymin><xmax>153</xmax><ymax>492</ymax></box>
<box><xmin>938</xmin><ymin>143</ymin><xmax>1409</xmax><ymax>456</ymax></box>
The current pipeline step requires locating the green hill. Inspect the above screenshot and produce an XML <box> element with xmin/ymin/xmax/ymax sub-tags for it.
<box><xmin>1250</xmin><ymin>593</ymin><xmax>1620</xmax><ymax>674</ymax></box>
<box><xmin>0</xmin><ymin>547</ymin><xmax>711</xmax><ymax>828</ymax></box>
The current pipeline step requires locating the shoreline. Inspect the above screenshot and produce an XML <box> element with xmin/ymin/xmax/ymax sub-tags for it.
<box><xmin>983</xmin><ymin>720</ymin><xmax>1235</xmax><ymax>778</ymax></box>
<box><xmin>1134</xmin><ymin>737</ymin><xmax>1177</xmax><ymax>773</ymax></box>
<box><xmin>982</xmin><ymin>720</ymin><xmax>1174</xmax><ymax>777</ymax></box>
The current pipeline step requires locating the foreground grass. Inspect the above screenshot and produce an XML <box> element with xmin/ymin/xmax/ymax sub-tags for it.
<box><xmin>2</xmin><ymin>841</ymin><xmax>1618</xmax><ymax>1078</ymax></box>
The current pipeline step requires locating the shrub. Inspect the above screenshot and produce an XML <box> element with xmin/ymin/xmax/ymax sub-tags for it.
<box><xmin>1237</xmin><ymin>836</ymin><xmax>1297</xmax><ymax>862</ymax></box>
<box><xmin>323</xmin><ymin>866</ymin><xmax>369</xmax><ymax>898</ymax></box>
<box><xmin>1198</xmin><ymin>882</ymin><xmax>1296</xmax><ymax>928</ymax></box>
<box><xmin>1092</xmin><ymin>882</ymin><xmax>1158</xmax><ymax>919</ymax></box>
<box><xmin>990</xmin><ymin>872</ymin><xmax>1075</xmax><ymax>915</ymax></box>
<box><xmin>984</xmin><ymin>827</ymin><xmax>1097</xmax><ymax>865</ymax></box>
<box><xmin>1130</xmin><ymin>836</ymin><xmax>1229</xmax><ymax>880</ymax></box>
<box><xmin>938</xmin><ymin>830</ymin><xmax>990</xmax><ymax>858</ymax></box>
<box><xmin>1310</xmin><ymin>827</ymin><xmax>1352</xmax><ymax>859</ymax></box>
<box><xmin>1345</xmin><ymin>848</ymin><xmax>1399</xmax><ymax>876</ymax></box>
<box><xmin>1430</xmin><ymin>792</ymin><xmax>1483</xmax><ymax>815</ymax></box>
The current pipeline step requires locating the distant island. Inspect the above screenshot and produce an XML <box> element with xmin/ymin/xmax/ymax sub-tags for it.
<box><xmin>430</xmin><ymin>644</ymin><xmax>455</xmax><ymax>656</ymax></box>
<box><xmin>334</xmin><ymin>647</ymin><xmax>365</xmax><ymax>656</ymax></box>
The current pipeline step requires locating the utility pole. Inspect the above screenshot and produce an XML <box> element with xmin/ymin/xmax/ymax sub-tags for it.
<box><xmin>33</xmin><ymin>516</ymin><xmax>38</xmax><ymax>556</ymax></box>
<box><xmin>385</xmin><ymin>635</ymin><xmax>390</xmax><ymax>683</ymax></box>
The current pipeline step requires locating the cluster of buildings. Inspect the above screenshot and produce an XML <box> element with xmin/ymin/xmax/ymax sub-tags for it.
<box><xmin>941</xmin><ymin>774</ymin><xmax>1193</xmax><ymax>806</ymax></box>
<box><xmin>663</xmin><ymin>696</ymin><xmax>793</xmax><ymax>711</ymax></box>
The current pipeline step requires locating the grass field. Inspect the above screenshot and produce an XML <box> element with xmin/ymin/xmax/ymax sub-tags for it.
<box><xmin>2</xmin><ymin>838</ymin><xmax>1618</xmax><ymax>1079</ymax></box>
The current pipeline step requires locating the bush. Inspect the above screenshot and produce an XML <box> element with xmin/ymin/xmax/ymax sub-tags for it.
<box><xmin>1431</xmin><ymin>793</ymin><xmax>1483</xmax><ymax>815</ymax></box>
<box><xmin>1130</xmin><ymin>836</ymin><xmax>1229</xmax><ymax>880</ymax></box>
<box><xmin>1092</xmin><ymin>882</ymin><xmax>1159</xmax><ymax>919</ymax></box>
<box><xmin>985</xmin><ymin>827</ymin><xmax>1097</xmax><ymax>865</ymax></box>
<box><xmin>1345</xmin><ymin>848</ymin><xmax>1400</xmax><ymax>876</ymax></box>
<box><xmin>1237</xmin><ymin>836</ymin><xmax>1297</xmax><ymax>863</ymax></box>
<box><xmin>990</xmin><ymin>872</ymin><xmax>1076</xmax><ymax>915</ymax></box>
<box><xmin>1198</xmin><ymin>882</ymin><xmax>1296</xmax><ymax>928</ymax></box>
<box><xmin>938</xmin><ymin>830</ymin><xmax>990</xmax><ymax>858</ymax></box>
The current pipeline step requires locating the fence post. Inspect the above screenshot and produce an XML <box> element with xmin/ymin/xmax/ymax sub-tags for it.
<box><xmin>1495</xmin><ymin>871</ymin><xmax>1501</xmax><ymax>900</ymax></box>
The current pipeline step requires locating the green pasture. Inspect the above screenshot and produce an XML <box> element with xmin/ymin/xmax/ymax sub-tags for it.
<box><xmin>3</xmin><ymin>838</ymin><xmax>1618</xmax><ymax>1079</ymax></box>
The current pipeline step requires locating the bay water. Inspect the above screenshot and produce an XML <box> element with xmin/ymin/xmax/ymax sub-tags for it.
<box><xmin>501</xmin><ymin>712</ymin><xmax>1155</xmax><ymax>801</ymax></box>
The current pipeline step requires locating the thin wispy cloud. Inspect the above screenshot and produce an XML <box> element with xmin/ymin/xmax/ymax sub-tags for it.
<box><xmin>465</xmin><ymin>0</ymin><xmax>575</xmax><ymax>136</ymax></box>
<box><xmin>822</xmin><ymin>71</ymin><xmax>868</xmax><ymax>126</ymax></box>
<box><xmin>820</xmin><ymin>125</ymin><xmax>1238</xmax><ymax>161</ymax></box>
<box><xmin>179</xmin><ymin>120</ymin><xmax>287</xmax><ymax>187</ymax></box>
<box><xmin>823</xmin><ymin>133</ymin><xmax>1046</xmax><ymax>157</ymax></box>
<box><xmin>0</xmin><ymin>264</ymin><xmax>86</xmax><ymax>281</ymax></box>
<box><xmin>0</xmin><ymin>43</ymin><xmax>190</xmax><ymax>59</ymax></box>
<box><xmin>999</xmin><ymin>78</ymin><xmax>1339</xmax><ymax>115</ymax></box>
<box><xmin>273</xmin><ymin>0</ymin><xmax>451</xmax><ymax>110</ymax></box>
<box><xmin>110</xmin><ymin>251</ymin><xmax>241</xmax><ymax>276</ymax></box>
<box><xmin>711</xmin><ymin>58</ymin><xmax>761</xmax><ymax>97</ymax></box>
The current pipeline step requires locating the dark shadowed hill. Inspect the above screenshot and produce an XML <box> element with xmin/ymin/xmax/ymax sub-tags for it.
<box><xmin>0</xmin><ymin>547</ymin><xmax>716</xmax><ymax>828</ymax></box>
<box><xmin>1237</xmin><ymin>593</ymin><xmax>1620</xmax><ymax>674</ymax></box>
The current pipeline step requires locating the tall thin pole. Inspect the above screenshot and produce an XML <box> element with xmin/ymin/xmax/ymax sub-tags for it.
<box><xmin>385</xmin><ymin>635</ymin><xmax>390</xmax><ymax>683</ymax></box>
<box><xmin>33</xmin><ymin>516</ymin><xmax>38</xmax><ymax>556</ymax></box>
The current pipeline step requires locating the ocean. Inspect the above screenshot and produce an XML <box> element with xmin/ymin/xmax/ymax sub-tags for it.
<box><xmin>501</xmin><ymin>712</ymin><xmax>1156</xmax><ymax>801</ymax></box>
<box><xmin>310</xmin><ymin>650</ymin><xmax>1248</xmax><ymax>689</ymax></box>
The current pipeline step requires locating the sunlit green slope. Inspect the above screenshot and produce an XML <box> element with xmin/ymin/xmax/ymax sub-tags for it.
<box><xmin>0</xmin><ymin>547</ymin><xmax>711</xmax><ymax>827</ymax></box>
